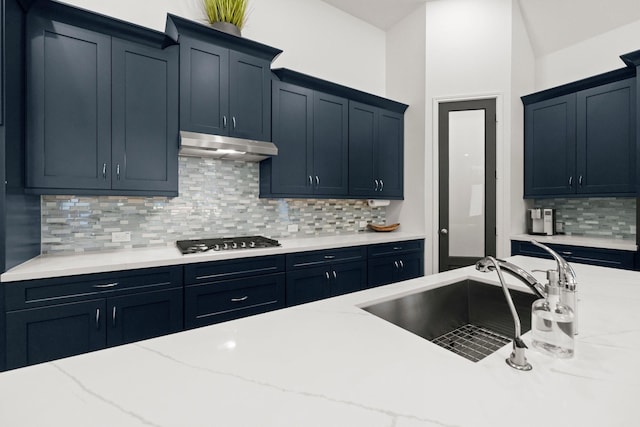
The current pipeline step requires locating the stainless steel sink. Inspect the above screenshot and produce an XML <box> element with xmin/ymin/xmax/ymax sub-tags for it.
<box><xmin>361</xmin><ymin>280</ymin><xmax>536</xmax><ymax>362</ymax></box>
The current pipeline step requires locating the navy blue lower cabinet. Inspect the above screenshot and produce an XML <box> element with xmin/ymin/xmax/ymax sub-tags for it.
<box><xmin>511</xmin><ymin>240</ymin><xmax>636</xmax><ymax>270</ymax></box>
<box><xmin>5</xmin><ymin>299</ymin><xmax>106</xmax><ymax>370</ymax></box>
<box><xmin>367</xmin><ymin>240</ymin><xmax>425</xmax><ymax>287</ymax></box>
<box><xmin>286</xmin><ymin>261</ymin><xmax>367</xmax><ymax>306</ymax></box>
<box><xmin>3</xmin><ymin>266</ymin><xmax>183</xmax><ymax>370</ymax></box>
<box><xmin>184</xmin><ymin>273</ymin><xmax>286</xmax><ymax>329</ymax></box>
<box><xmin>107</xmin><ymin>288</ymin><xmax>183</xmax><ymax>347</ymax></box>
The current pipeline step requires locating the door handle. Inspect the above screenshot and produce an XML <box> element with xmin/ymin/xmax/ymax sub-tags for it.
<box><xmin>308</xmin><ymin>176</ymin><xmax>313</xmax><ymax>186</ymax></box>
<box><xmin>394</xmin><ymin>260</ymin><xmax>399</xmax><ymax>270</ymax></box>
<box><xmin>374</xmin><ymin>179</ymin><xmax>379</xmax><ymax>191</ymax></box>
<box><xmin>116</xmin><ymin>164</ymin><xmax>121</xmax><ymax>181</ymax></box>
<box><xmin>112</xmin><ymin>306</ymin><xmax>117</xmax><ymax>327</ymax></box>
<box><xmin>325</xmin><ymin>271</ymin><xmax>330</xmax><ymax>280</ymax></box>
<box><xmin>332</xmin><ymin>270</ymin><xmax>337</xmax><ymax>279</ymax></box>
<box><xmin>568</xmin><ymin>176</ymin><xmax>573</xmax><ymax>187</ymax></box>
<box><xmin>440</xmin><ymin>228</ymin><xmax>448</xmax><ymax>235</ymax></box>
<box><xmin>102</xmin><ymin>163</ymin><xmax>107</xmax><ymax>180</ymax></box>
<box><xmin>223</xmin><ymin>116</ymin><xmax>227</xmax><ymax>128</ymax></box>
<box><xmin>315</xmin><ymin>176</ymin><xmax>320</xmax><ymax>188</ymax></box>
<box><xmin>399</xmin><ymin>260</ymin><xmax>404</xmax><ymax>271</ymax></box>
<box><xmin>380</xmin><ymin>180</ymin><xmax>384</xmax><ymax>191</ymax></box>
<box><xmin>232</xmin><ymin>116</ymin><xmax>237</xmax><ymax>129</ymax></box>
<box><xmin>578</xmin><ymin>175</ymin><xmax>583</xmax><ymax>187</ymax></box>
<box><xmin>95</xmin><ymin>308</ymin><xmax>100</xmax><ymax>330</ymax></box>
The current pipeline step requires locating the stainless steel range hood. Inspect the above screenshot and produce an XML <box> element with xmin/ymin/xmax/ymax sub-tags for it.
<box><xmin>179</xmin><ymin>131</ymin><xmax>278</xmax><ymax>162</ymax></box>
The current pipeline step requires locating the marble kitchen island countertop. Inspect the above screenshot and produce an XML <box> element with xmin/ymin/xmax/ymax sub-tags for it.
<box><xmin>0</xmin><ymin>231</ymin><xmax>425</xmax><ymax>282</ymax></box>
<box><xmin>1</xmin><ymin>256</ymin><xmax>638</xmax><ymax>427</ymax></box>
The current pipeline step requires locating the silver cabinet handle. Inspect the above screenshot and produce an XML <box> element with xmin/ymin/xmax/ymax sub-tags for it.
<box><xmin>102</xmin><ymin>163</ymin><xmax>107</xmax><ymax>180</ymax></box>
<box><xmin>399</xmin><ymin>260</ymin><xmax>404</xmax><ymax>270</ymax></box>
<box><xmin>112</xmin><ymin>306</ymin><xmax>117</xmax><ymax>327</ymax></box>
<box><xmin>578</xmin><ymin>175</ymin><xmax>583</xmax><ymax>186</ymax></box>
<box><xmin>232</xmin><ymin>116</ymin><xmax>237</xmax><ymax>129</ymax></box>
<box><xmin>561</xmin><ymin>251</ymin><xmax>573</xmax><ymax>256</ymax></box>
<box><xmin>308</xmin><ymin>176</ymin><xmax>313</xmax><ymax>186</ymax></box>
<box><xmin>223</xmin><ymin>116</ymin><xmax>227</xmax><ymax>128</ymax></box>
<box><xmin>568</xmin><ymin>176</ymin><xmax>573</xmax><ymax>187</ymax></box>
<box><xmin>392</xmin><ymin>246</ymin><xmax>403</xmax><ymax>250</ymax></box>
<box><xmin>325</xmin><ymin>271</ymin><xmax>330</xmax><ymax>280</ymax></box>
<box><xmin>116</xmin><ymin>164</ymin><xmax>121</xmax><ymax>181</ymax></box>
<box><xmin>315</xmin><ymin>176</ymin><xmax>319</xmax><ymax>187</ymax></box>
<box><xmin>231</xmin><ymin>296</ymin><xmax>248</xmax><ymax>302</ymax></box>
<box><xmin>380</xmin><ymin>180</ymin><xmax>384</xmax><ymax>191</ymax></box>
<box><xmin>394</xmin><ymin>261</ymin><xmax>399</xmax><ymax>270</ymax></box>
<box><xmin>96</xmin><ymin>308</ymin><xmax>100</xmax><ymax>330</ymax></box>
<box><xmin>324</xmin><ymin>255</ymin><xmax>336</xmax><ymax>260</ymax></box>
<box><xmin>93</xmin><ymin>282</ymin><xmax>119</xmax><ymax>289</ymax></box>
<box><xmin>332</xmin><ymin>270</ymin><xmax>337</xmax><ymax>279</ymax></box>
<box><xmin>374</xmin><ymin>179</ymin><xmax>379</xmax><ymax>191</ymax></box>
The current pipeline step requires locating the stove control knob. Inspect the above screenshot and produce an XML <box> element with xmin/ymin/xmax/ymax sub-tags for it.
<box><xmin>223</xmin><ymin>243</ymin><xmax>229</xmax><ymax>250</ymax></box>
<box><xmin>232</xmin><ymin>242</ymin><xmax>238</xmax><ymax>249</ymax></box>
<box><xmin>241</xmin><ymin>242</ymin><xmax>247</xmax><ymax>248</ymax></box>
<box><xmin>213</xmin><ymin>244</ymin><xmax>220</xmax><ymax>251</ymax></box>
<box><xmin>249</xmin><ymin>241</ymin><xmax>256</xmax><ymax>248</ymax></box>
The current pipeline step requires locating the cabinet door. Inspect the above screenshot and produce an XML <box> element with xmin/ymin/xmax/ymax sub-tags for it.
<box><xmin>229</xmin><ymin>50</ymin><xmax>271</xmax><ymax>141</ymax></box>
<box><xmin>329</xmin><ymin>261</ymin><xmax>367</xmax><ymax>297</ymax></box>
<box><xmin>524</xmin><ymin>94</ymin><xmax>576</xmax><ymax>197</ymax></box>
<box><xmin>313</xmin><ymin>92</ymin><xmax>349</xmax><ymax>195</ymax></box>
<box><xmin>397</xmin><ymin>252</ymin><xmax>424</xmax><ymax>282</ymax></box>
<box><xmin>367</xmin><ymin>255</ymin><xmax>398</xmax><ymax>288</ymax></box>
<box><xmin>286</xmin><ymin>266</ymin><xmax>330</xmax><ymax>306</ymax></box>
<box><xmin>270</xmin><ymin>81</ymin><xmax>313</xmax><ymax>195</ymax></box>
<box><xmin>0</xmin><ymin>2</ymin><xmax>3</xmax><ymax>126</ymax></box>
<box><xmin>107</xmin><ymin>288</ymin><xmax>183</xmax><ymax>347</ymax></box>
<box><xmin>26</xmin><ymin>16</ymin><xmax>111</xmax><ymax>190</ymax></box>
<box><xmin>185</xmin><ymin>273</ymin><xmax>285</xmax><ymax>329</ymax></box>
<box><xmin>111</xmin><ymin>39</ymin><xmax>179</xmax><ymax>195</ymax></box>
<box><xmin>577</xmin><ymin>78</ymin><xmax>636</xmax><ymax>195</ymax></box>
<box><xmin>349</xmin><ymin>101</ymin><xmax>377</xmax><ymax>197</ymax></box>
<box><xmin>179</xmin><ymin>36</ymin><xmax>229</xmax><ymax>135</ymax></box>
<box><xmin>376</xmin><ymin>109</ymin><xmax>404</xmax><ymax>198</ymax></box>
<box><xmin>5</xmin><ymin>299</ymin><xmax>105</xmax><ymax>370</ymax></box>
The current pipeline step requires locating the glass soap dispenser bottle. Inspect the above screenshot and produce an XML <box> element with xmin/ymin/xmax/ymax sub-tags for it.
<box><xmin>531</xmin><ymin>270</ymin><xmax>575</xmax><ymax>358</ymax></box>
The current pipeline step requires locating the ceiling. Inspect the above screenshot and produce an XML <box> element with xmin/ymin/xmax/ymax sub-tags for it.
<box><xmin>321</xmin><ymin>0</ymin><xmax>640</xmax><ymax>57</ymax></box>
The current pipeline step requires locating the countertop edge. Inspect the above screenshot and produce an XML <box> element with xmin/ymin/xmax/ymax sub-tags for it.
<box><xmin>1</xmin><ymin>232</ymin><xmax>426</xmax><ymax>283</ymax></box>
<box><xmin>510</xmin><ymin>233</ymin><xmax>638</xmax><ymax>251</ymax></box>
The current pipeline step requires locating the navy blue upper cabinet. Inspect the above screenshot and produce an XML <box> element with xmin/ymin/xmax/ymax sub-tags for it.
<box><xmin>111</xmin><ymin>39</ymin><xmax>179</xmax><ymax>193</ymax></box>
<box><xmin>262</xmin><ymin>68</ymin><xmax>407</xmax><ymax>199</ymax></box>
<box><xmin>349</xmin><ymin>101</ymin><xmax>404</xmax><ymax>199</ymax></box>
<box><xmin>523</xmin><ymin>71</ymin><xmax>637</xmax><ymax>198</ymax></box>
<box><xmin>25</xmin><ymin>2</ymin><xmax>179</xmax><ymax>196</ymax></box>
<box><xmin>165</xmin><ymin>14</ymin><xmax>281</xmax><ymax>143</ymax></box>
<box><xmin>576</xmin><ymin>79</ymin><xmax>636</xmax><ymax>195</ymax></box>
<box><xmin>524</xmin><ymin>94</ymin><xmax>577</xmax><ymax>197</ymax></box>
<box><xmin>262</xmin><ymin>80</ymin><xmax>348</xmax><ymax>197</ymax></box>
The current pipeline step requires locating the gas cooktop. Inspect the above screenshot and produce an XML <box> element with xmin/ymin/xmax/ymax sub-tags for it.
<box><xmin>176</xmin><ymin>236</ymin><xmax>281</xmax><ymax>254</ymax></box>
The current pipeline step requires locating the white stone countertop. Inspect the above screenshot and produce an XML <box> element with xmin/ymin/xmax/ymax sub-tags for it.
<box><xmin>511</xmin><ymin>233</ymin><xmax>638</xmax><ymax>251</ymax></box>
<box><xmin>0</xmin><ymin>231</ymin><xmax>425</xmax><ymax>282</ymax></box>
<box><xmin>1</xmin><ymin>255</ymin><xmax>638</xmax><ymax>427</ymax></box>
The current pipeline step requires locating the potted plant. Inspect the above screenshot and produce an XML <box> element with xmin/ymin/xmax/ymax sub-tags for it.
<box><xmin>203</xmin><ymin>0</ymin><xmax>249</xmax><ymax>37</ymax></box>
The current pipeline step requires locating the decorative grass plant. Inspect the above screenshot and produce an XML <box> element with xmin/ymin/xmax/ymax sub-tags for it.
<box><xmin>203</xmin><ymin>0</ymin><xmax>249</xmax><ymax>29</ymax></box>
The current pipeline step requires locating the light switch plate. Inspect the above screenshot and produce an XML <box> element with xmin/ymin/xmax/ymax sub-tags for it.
<box><xmin>112</xmin><ymin>231</ymin><xmax>131</xmax><ymax>243</ymax></box>
<box><xmin>287</xmin><ymin>224</ymin><xmax>298</xmax><ymax>233</ymax></box>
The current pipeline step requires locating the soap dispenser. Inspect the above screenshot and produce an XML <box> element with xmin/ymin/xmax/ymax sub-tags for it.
<box><xmin>531</xmin><ymin>270</ymin><xmax>575</xmax><ymax>358</ymax></box>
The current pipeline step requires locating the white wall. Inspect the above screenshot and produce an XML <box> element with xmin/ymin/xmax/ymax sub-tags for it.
<box><xmin>58</xmin><ymin>0</ymin><xmax>387</xmax><ymax>96</ymax></box>
<box><xmin>424</xmin><ymin>0</ymin><xmax>514</xmax><ymax>272</ymax></box>
<box><xmin>535</xmin><ymin>19</ymin><xmax>640</xmax><ymax>90</ymax></box>
<box><xmin>509</xmin><ymin>0</ymin><xmax>536</xmax><ymax>236</ymax></box>
<box><xmin>385</xmin><ymin>4</ymin><xmax>427</xmax><ymax>237</ymax></box>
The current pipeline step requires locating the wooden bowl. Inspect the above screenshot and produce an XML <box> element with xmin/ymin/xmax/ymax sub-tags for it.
<box><xmin>367</xmin><ymin>223</ymin><xmax>400</xmax><ymax>232</ymax></box>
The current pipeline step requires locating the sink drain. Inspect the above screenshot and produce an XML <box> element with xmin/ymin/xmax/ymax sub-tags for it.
<box><xmin>432</xmin><ymin>324</ymin><xmax>511</xmax><ymax>362</ymax></box>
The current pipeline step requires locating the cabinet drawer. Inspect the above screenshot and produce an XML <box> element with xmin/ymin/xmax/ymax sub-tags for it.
<box><xmin>368</xmin><ymin>239</ymin><xmax>424</xmax><ymax>258</ymax></box>
<box><xmin>511</xmin><ymin>240</ymin><xmax>635</xmax><ymax>270</ymax></box>
<box><xmin>185</xmin><ymin>272</ymin><xmax>285</xmax><ymax>329</ymax></box>
<box><xmin>184</xmin><ymin>255</ymin><xmax>285</xmax><ymax>285</ymax></box>
<box><xmin>286</xmin><ymin>246</ymin><xmax>366</xmax><ymax>270</ymax></box>
<box><xmin>5</xmin><ymin>266</ymin><xmax>182</xmax><ymax>310</ymax></box>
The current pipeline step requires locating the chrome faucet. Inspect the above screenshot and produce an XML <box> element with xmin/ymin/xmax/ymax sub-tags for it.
<box><xmin>475</xmin><ymin>257</ymin><xmax>546</xmax><ymax>298</ymax></box>
<box><xmin>481</xmin><ymin>256</ymin><xmax>532</xmax><ymax>371</ymax></box>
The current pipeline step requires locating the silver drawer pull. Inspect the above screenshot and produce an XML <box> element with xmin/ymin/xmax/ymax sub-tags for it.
<box><xmin>332</xmin><ymin>270</ymin><xmax>337</xmax><ymax>279</ymax></box>
<box><xmin>231</xmin><ymin>296</ymin><xmax>248</xmax><ymax>302</ymax></box>
<box><xmin>399</xmin><ymin>260</ymin><xmax>404</xmax><ymax>270</ymax></box>
<box><xmin>394</xmin><ymin>261</ymin><xmax>399</xmax><ymax>269</ymax></box>
<box><xmin>325</xmin><ymin>271</ymin><xmax>330</xmax><ymax>280</ymax></box>
<box><xmin>112</xmin><ymin>306</ymin><xmax>117</xmax><ymax>327</ymax></box>
<box><xmin>95</xmin><ymin>308</ymin><xmax>100</xmax><ymax>329</ymax></box>
<box><xmin>324</xmin><ymin>255</ymin><xmax>336</xmax><ymax>260</ymax></box>
<box><xmin>561</xmin><ymin>251</ymin><xmax>573</xmax><ymax>256</ymax></box>
<box><xmin>93</xmin><ymin>282</ymin><xmax>119</xmax><ymax>289</ymax></box>
<box><xmin>392</xmin><ymin>247</ymin><xmax>403</xmax><ymax>250</ymax></box>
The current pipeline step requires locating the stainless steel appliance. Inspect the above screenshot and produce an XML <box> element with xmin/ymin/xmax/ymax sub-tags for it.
<box><xmin>527</xmin><ymin>208</ymin><xmax>556</xmax><ymax>235</ymax></box>
<box><xmin>176</xmin><ymin>236</ymin><xmax>281</xmax><ymax>254</ymax></box>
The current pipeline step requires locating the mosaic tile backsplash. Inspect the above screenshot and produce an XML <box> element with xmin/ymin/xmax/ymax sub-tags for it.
<box><xmin>41</xmin><ymin>157</ymin><xmax>386</xmax><ymax>254</ymax></box>
<box><xmin>533</xmin><ymin>198</ymin><xmax>636</xmax><ymax>240</ymax></box>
